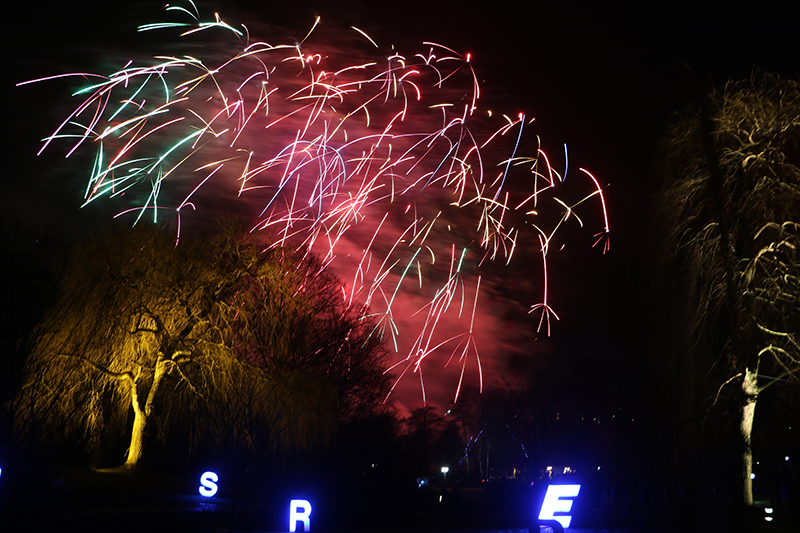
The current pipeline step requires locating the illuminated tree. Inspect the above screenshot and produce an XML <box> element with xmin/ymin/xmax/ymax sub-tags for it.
<box><xmin>655</xmin><ymin>70</ymin><xmax>800</xmax><ymax>507</ymax></box>
<box><xmin>16</xmin><ymin>223</ymin><xmax>389</xmax><ymax>470</ymax></box>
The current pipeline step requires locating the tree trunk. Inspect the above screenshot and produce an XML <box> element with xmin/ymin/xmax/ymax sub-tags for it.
<box><xmin>124</xmin><ymin>400</ymin><xmax>147</xmax><ymax>468</ymax></box>
<box><xmin>123</xmin><ymin>357</ymin><xmax>169</xmax><ymax>468</ymax></box>
<box><xmin>740</xmin><ymin>367</ymin><xmax>758</xmax><ymax>506</ymax></box>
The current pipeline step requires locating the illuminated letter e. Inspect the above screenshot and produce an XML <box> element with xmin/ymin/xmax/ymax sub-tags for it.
<box><xmin>539</xmin><ymin>484</ymin><xmax>580</xmax><ymax>528</ymax></box>
<box><xmin>289</xmin><ymin>499</ymin><xmax>312</xmax><ymax>532</ymax></box>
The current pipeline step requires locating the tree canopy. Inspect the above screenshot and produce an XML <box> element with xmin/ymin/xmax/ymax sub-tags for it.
<box><xmin>654</xmin><ymin>70</ymin><xmax>800</xmax><ymax>512</ymax></box>
<box><xmin>12</xmin><ymin>223</ymin><xmax>390</xmax><ymax>470</ymax></box>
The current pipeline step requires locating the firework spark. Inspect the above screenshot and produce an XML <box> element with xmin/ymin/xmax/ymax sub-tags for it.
<box><xmin>18</xmin><ymin>1</ymin><xmax>609</xmax><ymax>403</ymax></box>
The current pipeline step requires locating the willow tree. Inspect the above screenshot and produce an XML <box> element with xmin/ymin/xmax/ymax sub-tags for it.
<box><xmin>656</xmin><ymin>71</ymin><xmax>800</xmax><ymax>507</ymax></box>
<box><xmin>16</xmin><ymin>224</ymin><xmax>389</xmax><ymax>469</ymax></box>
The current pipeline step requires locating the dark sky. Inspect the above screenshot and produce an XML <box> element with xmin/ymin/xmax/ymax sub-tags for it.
<box><xmin>7</xmin><ymin>0</ymin><xmax>798</xmax><ymax>414</ymax></box>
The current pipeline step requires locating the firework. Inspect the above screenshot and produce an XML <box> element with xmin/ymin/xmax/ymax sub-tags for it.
<box><xmin>18</xmin><ymin>1</ymin><xmax>609</xmax><ymax>403</ymax></box>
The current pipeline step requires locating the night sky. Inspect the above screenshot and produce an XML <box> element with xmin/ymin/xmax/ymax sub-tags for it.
<box><xmin>6</xmin><ymin>0</ymin><xmax>797</xmax><ymax>414</ymax></box>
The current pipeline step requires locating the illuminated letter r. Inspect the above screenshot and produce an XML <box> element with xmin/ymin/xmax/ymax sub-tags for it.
<box><xmin>289</xmin><ymin>499</ymin><xmax>312</xmax><ymax>532</ymax></box>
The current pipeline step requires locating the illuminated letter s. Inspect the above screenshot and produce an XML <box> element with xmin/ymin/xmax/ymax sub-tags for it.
<box><xmin>198</xmin><ymin>471</ymin><xmax>219</xmax><ymax>497</ymax></box>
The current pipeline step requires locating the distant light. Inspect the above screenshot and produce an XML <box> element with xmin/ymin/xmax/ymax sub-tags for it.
<box><xmin>289</xmin><ymin>499</ymin><xmax>312</xmax><ymax>532</ymax></box>
<box><xmin>563</xmin><ymin>466</ymin><xmax>572</xmax><ymax>474</ymax></box>
<box><xmin>765</xmin><ymin>517</ymin><xmax>774</xmax><ymax>522</ymax></box>
<box><xmin>441</xmin><ymin>466</ymin><xmax>449</xmax><ymax>474</ymax></box>
<box><xmin>750</xmin><ymin>473</ymin><xmax>756</xmax><ymax>480</ymax></box>
<box><xmin>786</xmin><ymin>456</ymin><xmax>790</xmax><ymax>461</ymax></box>
<box><xmin>765</xmin><ymin>507</ymin><xmax>773</xmax><ymax>514</ymax></box>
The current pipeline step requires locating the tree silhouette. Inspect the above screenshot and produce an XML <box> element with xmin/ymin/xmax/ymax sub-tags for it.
<box><xmin>655</xmin><ymin>70</ymin><xmax>800</xmax><ymax>507</ymax></box>
<box><xmin>1</xmin><ymin>221</ymin><xmax>66</xmax><ymax>472</ymax></box>
<box><xmin>14</xmin><ymin>223</ymin><xmax>389</xmax><ymax>470</ymax></box>
<box><xmin>404</xmin><ymin>405</ymin><xmax>449</xmax><ymax>477</ymax></box>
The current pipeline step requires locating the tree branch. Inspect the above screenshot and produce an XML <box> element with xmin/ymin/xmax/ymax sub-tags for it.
<box><xmin>708</xmin><ymin>372</ymin><xmax>743</xmax><ymax>412</ymax></box>
<box><xmin>64</xmin><ymin>354</ymin><xmax>136</xmax><ymax>384</ymax></box>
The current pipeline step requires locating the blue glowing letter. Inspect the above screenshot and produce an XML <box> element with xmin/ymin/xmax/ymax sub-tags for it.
<box><xmin>539</xmin><ymin>484</ymin><xmax>580</xmax><ymax>528</ymax></box>
<box><xmin>289</xmin><ymin>499</ymin><xmax>312</xmax><ymax>532</ymax></box>
<box><xmin>198</xmin><ymin>471</ymin><xmax>219</xmax><ymax>497</ymax></box>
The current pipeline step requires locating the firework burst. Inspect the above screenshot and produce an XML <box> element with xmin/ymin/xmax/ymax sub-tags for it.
<box><xmin>18</xmin><ymin>1</ymin><xmax>610</xmax><ymax>403</ymax></box>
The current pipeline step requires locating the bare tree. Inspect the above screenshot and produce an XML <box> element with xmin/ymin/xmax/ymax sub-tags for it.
<box><xmin>15</xmin><ymin>223</ymin><xmax>390</xmax><ymax>470</ymax></box>
<box><xmin>656</xmin><ymin>70</ymin><xmax>800</xmax><ymax>506</ymax></box>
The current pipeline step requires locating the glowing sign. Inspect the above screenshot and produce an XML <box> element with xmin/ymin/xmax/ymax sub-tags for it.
<box><xmin>289</xmin><ymin>499</ymin><xmax>312</xmax><ymax>532</ymax></box>
<box><xmin>198</xmin><ymin>471</ymin><xmax>219</xmax><ymax>497</ymax></box>
<box><xmin>539</xmin><ymin>484</ymin><xmax>581</xmax><ymax>528</ymax></box>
